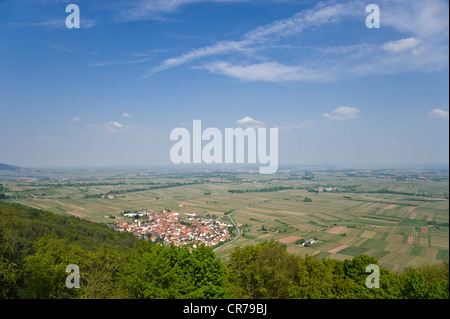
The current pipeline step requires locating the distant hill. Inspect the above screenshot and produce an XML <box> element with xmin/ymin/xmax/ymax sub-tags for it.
<box><xmin>0</xmin><ymin>163</ymin><xmax>20</xmax><ymax>171</ymax></box>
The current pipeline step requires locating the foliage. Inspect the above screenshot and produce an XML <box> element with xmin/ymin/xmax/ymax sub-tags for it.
<box><xmin>399</xmin><ymin>263</ymin><xmax>449</xmax><ymax>299</ymax></box>
<box><xmin>228</xmin><ymin>186</ymin><xmax>294</xmax><ymax>194</ymax></box>
<box><xmin>227</xmin><ymin>241</ymin><xmax>299</xmax><ymax>298</ymax></box>
<box><xmin>1</xmin><ymin>203</ymin><xmax>448</xmax><ymax>299</ymax></box>
<box><xmin>0</xmin><ymin>202</ymin><xmax>136</xmax><ymax>298</ymax></box>
<box><xmin>122</xmin><ymin>241</ymin><xmax>228</xmax><ymax>299</ymax></box>
<box><xmin>226</xmin><ymin>241</ymin><xmax>448</xmax><ymax>299</ymax></box>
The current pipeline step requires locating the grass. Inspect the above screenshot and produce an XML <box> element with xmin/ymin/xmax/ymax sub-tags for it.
<box><xmin>2</xmin><ymin>167</ymin><xmax>448</xmax><ymax>272</ymax></box>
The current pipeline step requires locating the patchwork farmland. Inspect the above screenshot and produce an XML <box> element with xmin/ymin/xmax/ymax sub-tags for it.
<box><xmin>1</xmin><ymin>167</ymin><xmax>448</xmax><ymax>273</ymax></box>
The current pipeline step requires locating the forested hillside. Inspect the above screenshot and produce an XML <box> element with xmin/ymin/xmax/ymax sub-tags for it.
<box><xmin>227</xmin><ymin>241</ymin><xmax>448</xmax><ymax>299</ymax></box>
<box><xmin>0</xmin><ymin>202</ymin><xmax>228</xmax><ymax>299</ymax></box>
<box><xmin>0</xmin><ymin>202</ymin><xmax>448</xmax><ymax>299</ymax></box>
<box><xmin>0</xmin><ymin>163</ymin><xmax>20</xmax><ymax>171</ymax></box>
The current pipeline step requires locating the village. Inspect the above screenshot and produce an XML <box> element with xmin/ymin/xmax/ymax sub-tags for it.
<box><xmin>114</xmin><ymin>208</ymin><xmax>233</xmax><ymax>248</ymax></box>
<box><xmin>312</xmin><ymin>186</ymin><xmax>345</xmax><ymax>192</ymax></box>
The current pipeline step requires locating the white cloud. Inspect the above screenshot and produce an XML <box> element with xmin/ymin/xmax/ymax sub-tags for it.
<box><xmin>147</xmin><ymin>0</ymin><xmax>448</xmax><ymax>82</ymax></box>
<box><xmin>104</xmin><ymin>121</ymin><xmax>125</xmax><ymax>133</ymax></box>
<box><xmin>429</xmin><ymin>108</ymin><xmax>449</xmax><ymax>118</ymax></box>
<box><xmin>383</xmin><ymin>37</ymin><xmax>420</xmax><ymax>53</ymax></box>
<box><xmin>81</xmin><ymin>19</ymin><xmax>97</xmax><ymax>29</ymax></box>
<box><xmin>236</xmin><ymin>116</ymin><xmax>265</xmax><ymax>128</ymax></box>
<box><xmin>72</xmin><ymin>116</ymin><xmax>81</xmax><ymax>122</ymax></box>
<box><xmin>324</xmin><ymin>106</ymin><xmax>360</xmax><ymax>121</ymax></box>
<box><xmin>1</xmin><ymin>19</ymin><xmax>64</xmax><ymax>29</ymax></box>
<box><xmin>148</xmin><ymin>1</ymin><xmax>358</xmax><ymax>76</ymax></box>
<box><xmin>381</xmin><ymin>0</ymin><xmax>449</xmax><ymax>38</ymax></box>
<box><xmin>44</xmin><ymin>42</ymin><xmax>75</xmax><ymax>54</ymax></box>
<box><xmin>110</xmin><ymin>121</ymin><xmax>123</xmax><ymax>128</ymax></box>
<box><xmin>146</xmin><ymin>41</ymin><xmax>247</xmax><ymax>77</ymax></box>
<box><xmin>122</xmin><ymin>112</ymin><xmax>132</xmax><ymax>118</ymax></box>
<box><xmin>89</xmin><ymin>57</ymin><xmax>153</xmax><ymax>68</ymax></box>
<box><xmin>201</xmin><ymin>61</ymin><xmax>329</xmax><ymax>82</ymax></box>
<box><xmin>2</xmin><ymin>17</ymin><xmax>96</xmax><ymax>30</ymax></box>
<box><xmin>118</xmin><ymin>0</ymin><xmax>250</xmax><ymax>21</ymax></box>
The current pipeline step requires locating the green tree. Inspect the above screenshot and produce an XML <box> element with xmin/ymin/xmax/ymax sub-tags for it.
<box><xmin>342</xmin><ymin>255</ymin><xmax>401</xmax><ymax>298</ymax></box>
<box><xmin>122</xmin><ymin>241</ymin><xmax>228</xmax><ymax>299</ymax></box>
<box><xmin>22</xmin><ymin>237</ymin><xmax>86</xmax><ymax>299</ymax></box>
<box><xmin>400</xmin><ymin>263</ymin><xmax>449</xmax><ymax>299</ymax></box>
<box><xmin>78</xmin><ymin>246</ymin><xmax>131</xmax><ymax>299</ymax></box>
<box><xmin>226</xmin><ymin>240</ymin><xmax>298</xmax><ymax>299</ymax></box>
<box><xmin>289</xmin><ymin>256</ymin><xmax>357</xmax><ymax>299</ymax></box>
<box><xmin>0</xmin><ymin>227</ymin><xmax>22</xmax><ymax>298</ymax></box>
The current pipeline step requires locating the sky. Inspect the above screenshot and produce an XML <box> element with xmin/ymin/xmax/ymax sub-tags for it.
<box><xmin>0</xmin><ymin>0</ymin><xmax>449</xmax><ymax>168</ymax></box>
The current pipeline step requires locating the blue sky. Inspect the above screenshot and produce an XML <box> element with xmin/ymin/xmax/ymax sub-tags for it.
<box><xmin>0</xmin><ymin>0</ymin><xmax>448</xmax><ymax>168</ymax></box>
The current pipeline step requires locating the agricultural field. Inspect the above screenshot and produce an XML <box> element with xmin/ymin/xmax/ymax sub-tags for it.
<box><xmin>1</xmin><ymin>166</ymin><xmax>448</xmax><ymax>273</ymax></box>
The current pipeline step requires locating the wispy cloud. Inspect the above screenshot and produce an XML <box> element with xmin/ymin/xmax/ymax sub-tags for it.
<box><xmin>109</xmin><ymin>121</ymin><xmax>122</xmax><ymax>127</ymax></box>
<box><xmin>147</xmin><ymin>1</ymin><xmax>359</xmax><ymax>76</ymax></box>
<box><xmin>89</xmin><ymin>57</ymin><xmax>153</xmax><ymax>68</ymax></box>
<box><xmin>1</xmin><ymin>19</ymin><xmax>64</xmax><ymax>29</ymax></box>
<box><xmin>104</xmin><ymin>121</ymin><xmax>125</xmax><ymax>133</ymax></box>
<box><xmin>89</xmin><ymin>49</ymin><xmax>166</xmax><ymax>68</ymax></box>
<box><xmin>129</xmin><ymin>49</ymin><xmax>168</xmax><ymax>57</ymax></box>
<box><xmin>84</xmin><ymin>119</ymin><xmax>140</xmax><ymax>134</ymax></box>
<box><xmin>72</xmin><ymin>116</ymin><xmax>81</xmax><ymax>122</ymax></box>
<box><xmin>146</xmin><ymin>0</ymin><xmax>448</xmax><ymax>82</ymax></box>
<box><xmin>324</xmin><ymin>106</ymin><xmax>360</xmax><ymax>121</ymax></box>
<box><xmin>44</xmin><ymin>42</ymin><xmax>75</xmax><ymax>54</ymax></box>
<box><xmin>1</xmin><ymin>17</ymin><xmax>96</xmax><ymax>30</ymax></box>
<box><xmin>117</xmin><ymin>0</ymin><xmax>250</xmax><ymax>22</ymax></box>
<box><xmin>201</xmin><ymin>61</ymin><xmax>329</xmax><ymax>82</ymax></box>
<box><xmin>145</xmin><ymin>41</ymin><xmax>248</xmax><ymax>77</ymax></box>
<box><xmin>429</xmin><ymin>108</ymin><xmax>449</xmax><ymax>119</ymax></box>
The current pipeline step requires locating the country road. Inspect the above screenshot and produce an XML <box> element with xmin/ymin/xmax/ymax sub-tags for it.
<box><xmin>213</xmin><ymin>206</ymin><xmax>246</xmax><ymax>253</ymax></box>
<box><xmin>213</xmin><ymin>199</ymin><xmax>274</xmax><ymax>253</ymax></box>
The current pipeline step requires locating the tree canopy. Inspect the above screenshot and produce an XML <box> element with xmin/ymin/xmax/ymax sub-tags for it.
<box><xmin>1</xmin><ymin>202</ymin><xmax>448</xmax><ymax>299</ymax></box>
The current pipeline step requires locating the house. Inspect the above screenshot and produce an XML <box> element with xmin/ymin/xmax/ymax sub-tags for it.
<box><xmin>302</xmin><ymin>239</ymin><xmax>319</xmax><ymax>247</ymax></box>
<box><xmin>103</xmin><ymin>194</ymin><xmax>119</xmax><ymax>199</ymax></box>
<box><xmin>123</xmin><ymin>212</ymin><xmax>145</xmax><ymax>217</ymax></box>
<box><xmin>114</xmin><ymin>208</ymin><xmax>231</xmax><ymax>247</ymax></box>
<box><xmin>168</xmin><ymin>212</ymin><xmax>179</xmax><ymax>218</ymax></box>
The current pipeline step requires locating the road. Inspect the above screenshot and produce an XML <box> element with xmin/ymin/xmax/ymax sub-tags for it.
<box><xmin>213</xmin><ymin>206</ymin><xmax>246</xmax><ymax>253</ymax></box>
<box><xmin>213</xmin><ymin>199</ymin><xmax>277</xmax><ymax>253</ymax></box>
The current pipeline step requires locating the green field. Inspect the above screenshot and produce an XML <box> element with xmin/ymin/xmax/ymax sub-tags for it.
<box><xmin>1</xmin><ymin>166</ymin><xmax>448</xmax><ymax>273</ymax></box>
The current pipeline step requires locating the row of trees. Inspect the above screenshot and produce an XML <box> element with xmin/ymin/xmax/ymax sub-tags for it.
<box><xmin>228</xmin><ymin>186</ymin><xmax>294</xmax><ymax>194</ymax></box>
<box><xmin>1</xmin><ymin>202</ymin><xmax>448</xmax><ymax>299</ymax></box>
<box><xmin>83</xmin><ymin>181</ymin><xmax>201</xmax><ymax>199</ymax></box>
